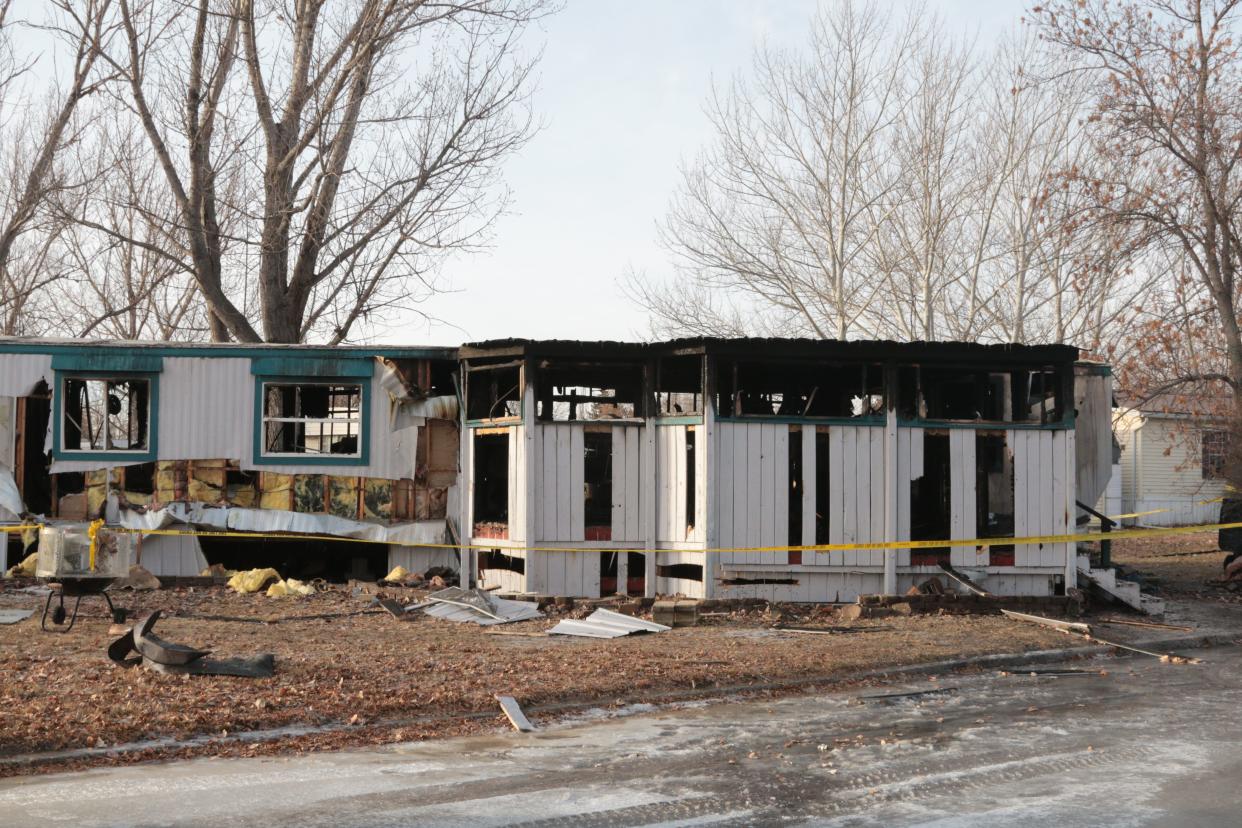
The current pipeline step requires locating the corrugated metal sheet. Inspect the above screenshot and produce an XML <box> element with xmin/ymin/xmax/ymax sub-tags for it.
<box><xmin>547</xmin><ymin>608</ymin><xmax>670</xmax><ymax>638</ymax></box>
<box><xmin>415</xmin><ymin>587</ymin><xmax>543</xmax><ymax>625</ymax></box>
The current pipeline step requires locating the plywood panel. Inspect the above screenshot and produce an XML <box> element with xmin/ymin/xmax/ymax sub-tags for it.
<box><xmin>842</xmin><ymin>427</ymin><xmax>858</xmax><ymax>554</ymax></box>
<box><xmin>759</xmin><ymin>425</ymin><xmax>776</xmax><ymax>557</ymax></box>
<box><xmin>555</xmin><ymin>427</ymin><xmax>572</xmax><ymax>540</ymax></box>
<box><xmin>950</xmin><ymin>429</ymin><xmax>980</xmax><ymax>567</ymax></box>
<box><xmin>540</xmin><ymin>424</ymin><xmax>557</xmax><ymax>541</ymax></box>
<box><xmin>1050</xmin><ymin>430</ymin><xmax>1067</xmax><ymax>570</ymax></box>
<box><xmin>869</xmin><ymin>427</ymin><xmax>885</xmax><ymax>567</ymax></box>
<box><xmin>718</xmin><ymin>423</ymin><xmax>736</xmax><ymax>556</ymax></box>
<box><xmin>611</xmin><ymin>426</ymin><xmax>627</xmax><ymax>539</ymax></box>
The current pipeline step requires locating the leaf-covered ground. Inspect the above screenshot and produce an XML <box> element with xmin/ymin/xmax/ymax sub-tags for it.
<box><xmin>0</xmin><ymin>580</ymin><xmax>1085</xmax><ymax>777</ymax></box>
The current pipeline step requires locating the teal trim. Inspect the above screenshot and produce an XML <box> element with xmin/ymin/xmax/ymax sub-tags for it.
<box><xmin>0</xmin><ymin>339</ymin><xmax>454</xmax><ymax>362</ymax></box>
<box><xmin>52</xmin><ymin>371</ymin><xmax>160</xmax><ymax>463</ymax></box>
<box><xmin>251</xmin><ymin>375</ymin><xmax>372</xmax><ymax>467</ymax></box>
<box><xmin>653</xmin><ymin>415</ymin><xmax>704</xmax><ymax>425</ymax></box>
<box><xmin>250</xmin><ymin>356</ymin><xmax>373</xmax><ymax>379</ymax></box>
<box><xmin>51</xmin><ymin>353</ymin><xmax>163</xmax><ymax>373</ymax></box>
<box><xmin>715</xmin><ymin>414</ymin><xmax>885</xmax><ymax>427</ymax></box>
<box><xmin>897</xmin><ymin>418</ymin><xmax>1072</xmax><ymax>431</ymax></box>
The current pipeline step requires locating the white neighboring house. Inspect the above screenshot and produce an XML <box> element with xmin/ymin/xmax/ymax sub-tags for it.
<box><xmin>1114</xmin><ymin>398</ymin><xmax>1229</xmax><ymax>526</ymax></box>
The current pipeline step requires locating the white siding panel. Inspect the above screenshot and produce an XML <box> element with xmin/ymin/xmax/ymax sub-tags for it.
<box><xmin>828</xmin><ymin>427</ymin><xmax>845</xmax><ymax>566</ymax></box>
<box><xmin>801</xmin><ymin>427</ymin><xmax>816</xmax><ymax>561</ymax></box>
<box><xmin>950</xmin><ymin>430</ymin><xmax>980</xmax><ymax>567</ymax></box>
<box><xmin>570</xmin><ymin>426</ymin><xmax>585</xmax><ymax>543</ymax></box>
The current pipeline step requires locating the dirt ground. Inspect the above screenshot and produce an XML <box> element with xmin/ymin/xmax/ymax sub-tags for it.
<box><xmin>1108</xmin><ymin>530</ymin><xmax>1242</xmax><ymax>603</ymax></box>
<box><xmin>0</xmin><ymin>576</ymin><xmax>1084</xmax><ymax>778</ymax></box>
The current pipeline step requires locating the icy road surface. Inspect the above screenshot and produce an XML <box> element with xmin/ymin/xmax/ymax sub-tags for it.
<box><xmin>2</xmin><ymin>643</ymin><xmax>1240</xmax><ymax>827</ymax></box>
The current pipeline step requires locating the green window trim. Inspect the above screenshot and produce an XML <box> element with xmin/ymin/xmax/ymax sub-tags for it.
<box><xmin>52</xmin><ymin>371</ymin><xmax>160</xmax><ymax>463</ymax></box>
<box><xmin>251</xmin><ymin>375</ymin><xmax>372</xmax><ymax>467</ymax></box>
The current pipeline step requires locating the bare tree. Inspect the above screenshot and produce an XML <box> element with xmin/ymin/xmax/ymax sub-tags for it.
<box><xmin>91</xmin><ymin>0</ymin><xmax>544</xmax><ymax>344</ymax></box>
<box><xmin>0</xmin><ymin>0</ymin><xmax>116</xmax><ymax>335</ymax></box>
<box><xmin>1033</xmin><ymin>1</ymin><xmax>1242</xmax><ymax>413</ymax></box>
<box><xmin>636</xmin><ymin>1</ymin><xmax>922</xmax><ymax>341</ymax></box>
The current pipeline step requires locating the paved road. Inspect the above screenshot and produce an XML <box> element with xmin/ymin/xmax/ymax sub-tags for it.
<box><xmin>3</xmin><ymin>644</ymin><xmax>1241</xmax><ymax>827</ymax></box>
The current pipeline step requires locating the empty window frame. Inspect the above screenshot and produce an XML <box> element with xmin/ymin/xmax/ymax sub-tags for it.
<box><xmin>1203</xmin><ymin>429</ymin><xmax>1229</xmax><ymax>479</ymax></box>
<box><xmin>715</xmin><ymin>360</ymin><xmax>883</xmax><ymax>419</ymax></box>
<box><xmin>656</xmin><ymin>354</ymin><xmax>703</xmax><ymax>416</ymax></box>
<box><xmin>260</xmin><ymin>382</ymin><xmax>363</xmax><ymax>459</ymax></box>
<box><xmin>465</xmin><ymin>362</ymin><xmax>522</xmax><ymax>421</ymax></box>
<box><xmin>60</xmin><ymin>376</ymin><xmax>152</xmax><ymax>455</ymax></box>
<box><xmin>900</xmin><ymin>366</ymin><xmax>1065</xmax><ymax>424</ymax></box>
<box><xmin>536</xmin><ymin>361</ymin><xmax>643</xmax><ymax>421</ymax></box>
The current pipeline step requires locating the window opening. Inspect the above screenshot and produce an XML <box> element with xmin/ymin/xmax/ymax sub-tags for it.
<box><xmin>1203</xmin><ymin>430</ymin><xmax>1229</xmax><ymax>479</ymax></box>
<box><xmin>261</xmin><ymin>382</ymin><xmax>362</xmax><ymax>457</ymax></box>
<box><xmin>62</xmin><ymin>376</ymin><xmax>150</xmax><ymax>453</ymax></box>
<box><xmin>536</xmin><ymin>361</ymin><xmax>643</xmax><ymax>421</ymax></box>
<box><xmin>465</xmin><ymin>363</ymin><xmax>522</xmax><ymax>420</ymax></box>
<box><xmin>715</xmin><ymin>360</ymin><xmax>883</xmax><ymax>419</ymax></box>
<box><xmin>656</xmin><ymin>354</ymin><xmax>703</xmax><ymax>415</ymax></box>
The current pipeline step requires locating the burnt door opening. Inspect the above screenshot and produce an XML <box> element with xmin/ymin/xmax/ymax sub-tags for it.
<box><xmin>473</xmin><ymin>431</ymin><xmax>509</xmax><ymax>538</ymax></box>
<box><xmin>977</xmin><ymin>433</ymin><xmax>1015</xmax><ymax>565</ymax></box>
<box><xmin>911</xmin><ymin>432</ymin><xmax>951</xmax><ymax>565</ymax></box>
<box><xmin>15</xmin><ymin>382</ymin><xmax>51</xmax><ymax>516</ymax></box>
<box><xmin>584</xmin><ymin>430</ymin><xmax>612</xmax><ymax>539</ymax></box>
<box><xmin>684</xmin><ymin>429</ymin><xmax>696</xmax><ymax>536</ymax></box>
<box><xmin>788</xmin><ymin>429</ymin><xmax>802</xmax><ymax>564</ymax></box>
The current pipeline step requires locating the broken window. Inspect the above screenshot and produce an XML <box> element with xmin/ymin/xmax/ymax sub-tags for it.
<box><xmin>656</xmin><ymin>354</ymin><xmax>703</xmax><ymax>415</ymax></box>
<box><xmin>465</xmin><ymin>362</ymin><xmax>522</xmax><ymax>421</ymax></box>
<box><xmin>715</xmin><ymin>360</ymin><xmax>883</xmax><ymax>419</ymax></box>
<box><xmin>61</xmin><ymin>376</ymin><xmax>151</xmax><ymax>454</ymax></box>
<box><xmin>473</xmin><ymin>431</ymin><xmax>509</xmax><ymax>536</ymax></box>
<box><xmin>584</xmin><ymin>430</ymin><xmax>612</xmax><ymax>537</ymax></box>
<box><xmin>261</xmin><ymin>382</ymin><xmax>363</xmax><ymax>458</ymax></box>
<box><xmin>535</xmin><ymin>361</ymin><xmax>643</xmax><ymax>421</ymax></box>
<box><xmin>900</xmin><ymin>366</ymin><xmax>1065</xmax><ymax>424</ymax></box>
<box><xmin>977</xmin><ymin>433</ymin><xmax>1015</xmax><ymax>566</ymax></box>
<box><xmin>910</xmin><ymin>432</ymin><xmax>950</xmax><ymax>565</ymax></box>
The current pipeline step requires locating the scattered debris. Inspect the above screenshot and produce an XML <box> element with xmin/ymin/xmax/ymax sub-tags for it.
<box><xmin>132</xmin><ymin>611</ymin><xmax>211</xmax><ymax>666</ymax></box>
<box><xmin>1000</xmin><ymin>609</ymin><xmax>1091</xmax><ymax>634</ymax></box>
<box><xmin>653</xmin><ymin>599</ymin><xmax>698</xmax><ymax>627</ymax></box>
<box><xmin>376</xmin><ymin>598</ymin><xmax>411</xmax><ymax>619</ymax></box>
<box><xmin>4</xmin><ymin>552</ymin><xmax>37</xmax><ymax>578</ymax></box>
<box><xmin>265</xmin><ymin>577</ymin><xmax>315</xmax><ymax>598</ymax></box>
<box><xmin>862</xmin><ymin>686</ymin><xmax>959</xmax><ymax>702</ymax></box>
<box><xmin>146</xmin><ymin>654</ymin><xmax>276</xmax><ymax>678</ymax></box>
<box><xmin>938</xmin><ymin>563</ymin><xmax>991</xmax><ymax>596</ymax></box>
<box><xmin>0</xmin><ymin>608</ymin><xmax>33</xmax><ymax>625</ymax></box>
<box><xmin>548</xmin><ymin>608</ymin><xmax>670</xmax><ymax>639</ymax></box>
<box><xmin>111</xmin><ymin>564</ymin><xmax>161</xmax><ymax>591</ymax></box>
<box><xmin>200</xmin><ymin>563</ymin><xmax>236</xmax><ymax>578</ymax></box>
<box><xmin>496</xmin><ymin>695</ymin><xmax>535</xmax><ymax>732</ymax></box>
<box><xmin>415</xmin><ymin>587</ymin><xmax>543</xmax><ymax>626</ymax></box>
<box><xmin>1084</xmin><ymin>633</ymin><xmax>1203</xmax><ymax>664</ymax></box>
<box><xmin>226</xmin><ymin>568</ymin><xmax>281</xmax><ymax>594</ymax></box>
<box><xmin>381</xmin><ymin>565</ymin><xmax>423</xmax><ymax>586</ymax></box>
<box><xmin>1096</xmin><ymin>616</ymin><xmax>1194</xmax><ymax>632</ymax></box>
<box><xmin>773</xmin><ymin>624</ymin><xmax>895</xmax><ymax>635</ymax></box>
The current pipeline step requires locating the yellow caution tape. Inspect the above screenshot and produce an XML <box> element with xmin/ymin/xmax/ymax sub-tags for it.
<box><xmin>4</xmin><ymin>519</ymin><xmax>1237</xmax><ymax>557</ymax></box>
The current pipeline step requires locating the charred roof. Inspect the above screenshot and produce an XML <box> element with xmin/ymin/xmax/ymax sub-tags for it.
<box><xmin>460</xmin><ymin>337</ymin><xmax>1078</xmax><ymax>366</ymax></box>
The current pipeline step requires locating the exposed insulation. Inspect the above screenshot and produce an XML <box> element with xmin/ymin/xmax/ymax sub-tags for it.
<box><xmin>329</xmin><ymin>476</ymin><xmax>360</xmax><ymax>518</ymax></box>
<box><xmin>84</xmin><ymin>468</ymin><xmax>118</xmax><ymax>518</ymax></box>
<box><xmin>362</xmin><ymin>479</ymin><xmax>393</xmax><ymax>520</ymax></box>
<box><xmin>293</xmin><ymin>474</ymin><xmax>325</xmax><ymax>513</ymax></box>
<box><xmin>187</xmin><ymin>459</ymin><xmax>227</xmax><ymax>503</ymax></box>
<box><xmin>259</xmin><ymin>472</ymin><xmax>293</xmax><ymax>511</ymax></box>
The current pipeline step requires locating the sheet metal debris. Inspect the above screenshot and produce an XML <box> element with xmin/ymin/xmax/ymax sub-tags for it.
<box><xmin>413</xmin><ymin>587</ymin><xmax>543</xmax><ymax>626</ymax></box>
<box><xmin>496</xmin><ymin>695</ymin><xmax>535</xmax><ymax>732</ymax></box>
<box><xmin>0</xmin><ymin>608</ymin><xmax>33</xmax><ymax>624</ymax></box>
<box><xmin>547</xmin><ymin>608</ymin><xmax>670</xmax><ymax>639</ymax></box>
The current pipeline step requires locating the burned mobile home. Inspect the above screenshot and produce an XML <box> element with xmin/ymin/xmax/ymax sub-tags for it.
<box><xmin>0</xmin><ymin>338</ymin><xmax>460</xmax><ymax>580</ymax></box>
<box><xmin>461</xmin><ymin>338</ymin><xmax>1112</xmax><ymax>602</ymax></box>
<box><xmin>0</xmin><ymin>335</ymin><xmax>1112</xmax><ymax>601</ymax></box>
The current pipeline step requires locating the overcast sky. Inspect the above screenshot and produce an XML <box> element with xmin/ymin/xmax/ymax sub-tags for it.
<box><xmin>390</xmin><ymin>0</ymin><xmax>1032</xmax><ymax>346</ymax></box>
